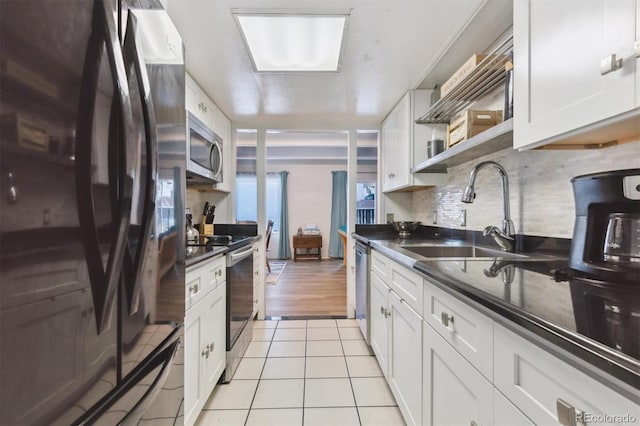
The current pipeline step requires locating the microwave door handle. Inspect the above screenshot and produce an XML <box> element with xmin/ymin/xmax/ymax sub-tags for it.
<box><xmin>121</xmin><ymin>12</ymin><xmax>158</xmax><ymax>314</ymax></box>
<box><xmin>75</xmin><ymin>0</ymin><xmax>134</xmax><ymax>334</ymax></box>
<box><xmin>210</xmin><ymin>140</ymin><xmax>222</xmax><ymax>178</ymax></box>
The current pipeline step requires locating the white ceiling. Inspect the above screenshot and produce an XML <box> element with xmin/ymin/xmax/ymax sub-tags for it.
<box><xmin>167</xmin><ymin>0</ymin><xmax>489</xmax><ymax>128</ymax></box>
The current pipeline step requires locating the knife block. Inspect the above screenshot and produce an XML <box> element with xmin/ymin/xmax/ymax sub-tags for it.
<box><xmin>200</xmin><ymin>215</ymin><xmax>214</xmax><ymax>236</ymax></box>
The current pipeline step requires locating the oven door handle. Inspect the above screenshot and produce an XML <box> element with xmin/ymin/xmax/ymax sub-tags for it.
<box><xmin>228</xmin><ymin>245</ymin><xmax>254</xmax><ymax>266</ymax></box>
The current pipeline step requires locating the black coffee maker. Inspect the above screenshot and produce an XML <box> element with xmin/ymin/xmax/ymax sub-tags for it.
<box><xmin>566</xmin><ymin>169</ymin><xmax>640</xmax><ymax>360</ymax></box>
<box><xmin>570</xmin><ymin>168</ymin><xmax>640</xmax><ymax>284</ymax></box>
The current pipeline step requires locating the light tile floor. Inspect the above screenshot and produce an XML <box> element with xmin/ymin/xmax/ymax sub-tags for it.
<box><xmin>196</xmin><ymin>319</ymin><xmax>405</xmax><ymax>426</ymax></box>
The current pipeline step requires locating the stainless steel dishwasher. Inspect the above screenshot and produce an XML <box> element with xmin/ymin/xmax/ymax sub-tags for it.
<box><xmin>355</xmin><ymin>240</ymin><xmax>371</xmax><ymax>345</ymax></box>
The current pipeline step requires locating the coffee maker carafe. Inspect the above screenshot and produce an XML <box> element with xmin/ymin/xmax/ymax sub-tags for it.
<box><xmin>570</xmin><ymin>169</ymin><xmax>640</xmax><ymax>284</ymax></box>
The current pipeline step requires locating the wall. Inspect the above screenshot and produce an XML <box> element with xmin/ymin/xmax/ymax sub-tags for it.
<box><xmin>267</xmin><ymin>161</ymin><xmax>346</xmax><ymax>259</ymax></box>
<box><xmin>185</xmin><ymin>188</ymin><xmax>230</xmax><ymax>230</ymax></box>
<box><xmin>411</xmin><ymin>141</ymin><xmax>640</xmax><ymax>238</ymax></box>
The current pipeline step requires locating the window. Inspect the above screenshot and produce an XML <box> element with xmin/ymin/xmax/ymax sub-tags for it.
<box><xmin>235</xmin><ymin>172</ymin><xmax>282</xmax><ymax>231</ymax></box>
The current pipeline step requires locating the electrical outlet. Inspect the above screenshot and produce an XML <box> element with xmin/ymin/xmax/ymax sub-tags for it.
<box><xmin>432</xmin><ymin>210</ymin><xmax>438</xmax><ymax>224</ymax></box>
<box><xmin>386</xmin><ymin>213</ymin><xmax>394</xmax><ymax>223</ymax></box>
<box><xmin>460</xmin><ymin>209</ymin><xmax>467</xmax><ymax>227</ymax></box>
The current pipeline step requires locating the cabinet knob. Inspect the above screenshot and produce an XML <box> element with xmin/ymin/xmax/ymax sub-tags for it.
<box><xmin>441</xmin><ymin>312</ymin><xmax>454</xmax><ymax>327</ymax></box>
<box><xmin>384</xmin><ymin>308</ymin><xmax>391</xmax><ymax>318</ymax></box>
<box><xmin>380</xmin><ymin>306</ymin><xmax>385</xmax><ymax>315</ymax></box>
<box><xmin>207</xmin><ymin>343</ymin><xmax>214</xmax><ymax>352</ymax></box>
<box><xmin>556</xmin><ymin>399</ymin><xmax>579</xmax><ymax>426</ymax></box>
<box><xmin>202</xmin><ymin>349</ymin><xmax>209</xmax><ymax>359</ymax></box>
<box><xmin>600</xmin><ymin>54</ymin><xmax>623</xmax><ymax>75</ymax></box>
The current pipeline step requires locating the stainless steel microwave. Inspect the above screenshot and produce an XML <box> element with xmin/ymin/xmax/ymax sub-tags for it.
<box><xmin>186</xmin><ymin>112</ymin><xmax>223</xmax><ymax>183</ymax></box>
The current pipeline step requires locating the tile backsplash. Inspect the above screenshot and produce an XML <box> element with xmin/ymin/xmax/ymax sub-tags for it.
<box><xmin>411</xmin><ymin>141</ymin><xmax>639</xmax><ymax>238</ymax></box>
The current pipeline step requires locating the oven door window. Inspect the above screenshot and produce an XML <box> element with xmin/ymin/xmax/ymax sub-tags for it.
<box><xmin>190</xmin><ymin>129</ymin><xmax>213</xmax><ymax>171</ymax></box>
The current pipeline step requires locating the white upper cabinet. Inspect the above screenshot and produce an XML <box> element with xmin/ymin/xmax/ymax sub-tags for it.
<box><xmin>513</xmin><ymin>0</ymin><xmax>639</xmax><ymax>150</ymax></box>
<box><xmin>381</xmin><ymin>90</ymin><xmax>447</xmax><ymax>192</ymax></box>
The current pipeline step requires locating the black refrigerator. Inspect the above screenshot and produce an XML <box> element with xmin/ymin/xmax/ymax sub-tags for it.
<box><xmin>0</xmin><ymin>1</ymin><xmax>186</xmax><ymax>424</ymax></box>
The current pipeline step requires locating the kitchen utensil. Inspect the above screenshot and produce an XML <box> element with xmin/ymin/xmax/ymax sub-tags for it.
<box><xmin>427</xmin><ymin>139</ymin><xmax>445</xmax><ymax>158</ymax></box>
<box><xmin>603</xmin><ymin>213</ymin><xmax>640</xmax><ymax>264</ymax></box>
<box><xmin>390</xmin><ymin>221</ymin><xmax>420</xmax><ymax>238</ymax></box>
<box><xmin>203</xmin><ymin>201</ymin><xmax>209</xmax><ymax>216</ymax></box>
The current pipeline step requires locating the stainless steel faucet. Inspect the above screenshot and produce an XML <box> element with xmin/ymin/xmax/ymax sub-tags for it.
<box><xmin>461</xmin><ymin>161</ymin><xmax>515</xmax><ymax>252</ymax></box>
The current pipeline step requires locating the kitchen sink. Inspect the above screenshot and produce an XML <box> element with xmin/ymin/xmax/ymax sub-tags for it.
<box><xmin>399</xmin><ymin>245</ymin><xmax>530</xmax><ymax>260</ymax></box>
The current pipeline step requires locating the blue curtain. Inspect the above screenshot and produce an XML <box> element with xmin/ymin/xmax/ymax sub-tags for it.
<box><xmin>329</xmin><ymin>171</ymin><xmax>347</xmax><ymax>258</ymax></box>
<box><xmin>277</xmin><ymin>171</ymin><xmax>291</xmax><ymax>259</ymax></box>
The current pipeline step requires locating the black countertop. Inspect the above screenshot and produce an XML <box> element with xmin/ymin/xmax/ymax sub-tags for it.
<box><xmin>185</xmin><ymin>235</ymin><xmax>260</xmax><ymax>268</ymax></box>
<box><xmin>354</xmin><ymin>225</ymin><xmax>640</xmax><ymax>395</ymax></box>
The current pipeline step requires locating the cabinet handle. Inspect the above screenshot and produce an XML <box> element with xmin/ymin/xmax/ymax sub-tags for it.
<box><xmin>380</xmin><ymin>306</ymin><xmax>385</xmax><ymax>315</ymax></box>
<box><xmin>198</xmin><ymin>101</ymin><xmax>208</xmax><ymax>113</ymax></box>
<box><xmin>384</xmin><ymin>308</ymin><xmax>391</xmax><ymax>318</ymax></box>
<box><xmin>207</xmin><ymin>343</ymin><xmax>214</xmax><ymax>352</ymax></box>
<box><xmin>202</xmin><ymin>349</ymin><xmax>209</xmax><ymax>359</ymax></box>
<box><xmin>556</xmin><ymin>399</ymin><xmax>580</xmax><ymax>426</ymax></box>
<box><xmin>441</xmin><ymin>312</ymin><xmax>454</xmax><ymax>327</ymax></box>
<box><xmin>600</xmin><ymin>54</ymin><xmax>623</xmax><ymax>75</ymax></box>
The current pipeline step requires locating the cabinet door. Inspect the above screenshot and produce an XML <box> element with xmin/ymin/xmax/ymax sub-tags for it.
<box><xmin>185</xmin><ymin>74</ymin><xmax>203</xmax><ymax>123</ymax></box>
<box><xmin>184</xmin><ymin>298</ymin><xmax>207</xmax><ymax>425</ymax></box>
<box><xmin>370</xmin><ymin>271</ymin><xmax>390</xmax><ymax>376</ymax></box>
<box><xmin>202</xmin><ymin>283</ymin><xmax>226</xmax><ymax>397</ymax></box>
<box><xmin>388</xmin><ymin>291</ymin><xmax>422</xmax><ymax>426</ymax></box>
<box><xmin>494</xmin><ymin>323</ymin><xmax>640</xmax><ymax>426</ymax></box>
<box><xmin>422</xmin><ymin>322</ymin><xmax>493</xmax><ymax>426</ymax></box>
<box><xmin>252</xmin><ymin>244</ymin><xmax>263</xmax><ymax>318</ymax></box>
<box><xmin>494</xmin><ymin>388</ymin><xmax>534</xmax><ymax>426</ymax></box>
<box><xmin>393</xmin><ymin>94</ymin><xmax>411</xmax><ymax>187</ymax></box>
<box><xmin>513</xmin><ymin>0</ymin><xmax>637</xmax><ymax>149</ymax></box>
<box><xmin>381</xmin><ymin>114</ymin><xmax>396</xmax><ymax>192</ymax></box>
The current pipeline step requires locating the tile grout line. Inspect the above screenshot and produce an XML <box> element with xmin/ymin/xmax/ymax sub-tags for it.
<box><xmin>243</xmin><ymin>321</ymin><xmax>277</xmax><ymax>426</ymax></box>
<box><xmin>338</xmin><ymin>328</ymin><xmax>364</xmax><ymax>426</ymax></box>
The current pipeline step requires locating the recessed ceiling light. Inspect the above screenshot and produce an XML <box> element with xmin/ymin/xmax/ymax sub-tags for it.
<box><xmin>232</xmin><ymin>10</ymin><xmax>349</xmax><ymax>72</ymax></box>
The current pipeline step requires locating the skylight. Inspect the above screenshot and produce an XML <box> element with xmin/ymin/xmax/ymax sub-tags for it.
<box><xmin>233</xmin><ymin>11</ymin><xmax>348</xmax><ymax>72</ymax></box>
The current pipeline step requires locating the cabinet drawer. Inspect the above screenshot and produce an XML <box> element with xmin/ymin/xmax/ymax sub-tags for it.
<box><xmin>423</xmin><ymin>279</ymin><xmax>493</xmax><ymax>379</ymax></box>
<box><xmin>494</xmin><ymin>324</ymin><xmax>639</xmax><ymax>426</ymax></box>
<box><xmin>389</xmin><ymin>261</ymin><xmax>423</xmax><ymax>314</ymax></box>
<box><xmin>371</xmin><ymin>250</ymin><xmax>390</xmax><ymax>281</ymax></box>
<box><xmin>185</xmin><ymin>255</ymin><xmax>225</xmax><ymax>309</ymax></box>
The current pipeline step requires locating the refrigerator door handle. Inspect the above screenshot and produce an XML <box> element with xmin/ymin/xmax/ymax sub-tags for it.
<box><xmin>75</xmin><ymin>0</ymin><xmax>134</xmax><ymax>334</ymax></box>
<box><xmin>122</xmin><ymin>12</ymin><xmax>158</xmax><ymax>315</ymax></box>
<box><xmin>73</xmin><ymin>331</ymin><xmax>181</xmax><ymax>426</ymax></box>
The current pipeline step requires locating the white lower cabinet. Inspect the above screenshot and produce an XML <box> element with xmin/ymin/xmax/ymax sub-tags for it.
<box><xmin>388</xmin><ymin>291</ymin><xmax>423</xmax><ymax>426</ymax></box>
<box><xmin>422</xmin><ymin>321</ymin><xmax>493</xmax><ymax>426</ymax></box>
<box><xmin>252</xmin><ymin>242</ymin><xmax>263</xmax><ymax>318</ymax></box>
<box><xmin>184</xmin><ymin>294</ymin><xmax>206</xmax><ymax>425</ymax></box>
<box><xmin>494</xmin><ymin>323</ymin><xmax>640</xmax><ymax>426</ymax></box>
<box><xmin>371</xmin><ymin>261</ymin><xmax>423</xmax><ymax>425</ymax></box>
<box><xmin>494</xmin><ymin>388</ymin><xmax>534</xmax><ymax>426</ymax></box>
<box><xmin>370</xmin><ymin>270</ymin><xmax>390</xmax><ymax>376</ymax></box>
<box><xmin>184</xmin><ymin>259</ymin><xmax>227</xmax><ymax>426</ymax></box>
<box><xmin>369</xmin><ymin>249</ymin><xmax>638</xmax><ymax>426</ymax></box>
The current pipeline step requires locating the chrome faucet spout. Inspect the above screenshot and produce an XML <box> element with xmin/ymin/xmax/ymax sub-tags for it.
<box><xmin>462</xmin><ymin>161</ymin><xmax>516</xmax><ymax>251</ymax></box>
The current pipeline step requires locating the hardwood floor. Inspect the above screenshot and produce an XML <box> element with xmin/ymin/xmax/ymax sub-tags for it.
<box><xmin>265</xmin><ymin>259</ymin><xmax>347</xmax><ymax>318</ymax></box>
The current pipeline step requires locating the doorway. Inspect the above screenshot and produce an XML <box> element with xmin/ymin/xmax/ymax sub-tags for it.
<box><xmin>234</xmin><ymin>129</ymin><xmax>377</xmax><ymax>318</ymax></box>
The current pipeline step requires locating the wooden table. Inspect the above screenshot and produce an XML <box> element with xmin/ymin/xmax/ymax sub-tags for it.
<box><xmin>293</xmin><ymin>235</ymin><xmax>322</xmax><ymax>261</ymax></box>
